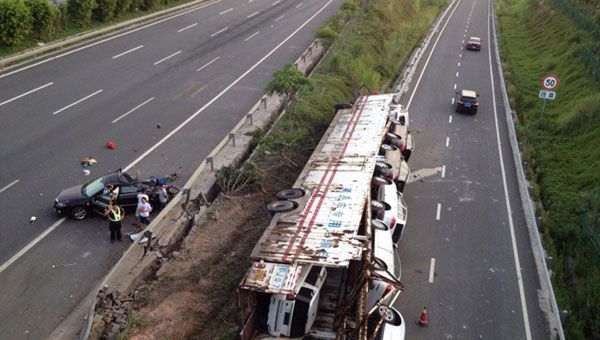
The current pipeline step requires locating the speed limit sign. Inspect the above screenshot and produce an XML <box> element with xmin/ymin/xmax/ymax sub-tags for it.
<box><xmin>541</xmin><ymin>74</ymin><xmax>559</xmax><ymax>90</ymax></box>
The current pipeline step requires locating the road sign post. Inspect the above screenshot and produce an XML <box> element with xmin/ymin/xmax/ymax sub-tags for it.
<box><xmin>539</xmin><ymin>75</ymin><xmax>559</xmax><ymax>118</ymax></box>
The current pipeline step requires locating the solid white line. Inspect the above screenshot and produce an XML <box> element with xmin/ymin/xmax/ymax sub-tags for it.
<box><xmin>0</xmin><ymin>0</ymin><xmax>223</xmax><ymax>80</ymax></box>
<box><xmin>445</xmin><ymin>136</ymin><xmax>450</xmax><ymax>147</ymax></box>
<box><xmin>274</xmin><ymin>15</ymin><xmax>285</xmax><ymax>22</ymax></box>
<box><xmin>247</xmin><ymin>11</ymin><xmax>259</xmax><ymax>18</ymax></box>
<box><xmin>219</xmin><ymin>7</ymin><xmax>232</xmax><ymax>15</ymax></box>
<box><xmin>407</xmin><ymin>0</ymin><xmax>462</xmax><ymax>109</ymax></box>
<box><xmin>196</xmin><ymin>56</ymin><xmax>220</xmax><ymax>71</ymax></box>
<box><xmin>52</xmin><ymin>89</ymin><xmax>103</xmax><ymax>115</ymax></box>
<box><xmin>0</xmin><ymin>217</ymin><xmax>66</xmax><ymax>275</ymax></box>
<box><xmin>272</xmin><ymin>0</ymin><xmax>280</xmax><ymax>5</ymax></box>
<box><xmin>456</xmin><ymin>71</ymin><xmax>459</xmax><ymax>77</ymax></box>
<box><xmin>153</xmin><ymin>50</ymin><xmax>181</xmax><ymax>65</ymax></box>
<box><xmin>211</xmin><ymin>26</ymin><xmax>229</xmax><ymax>37</ymax></box>
<box><xmin>0</xmin><ymin>179</ymin><xmax>19</xmax><ymax>194</ymax></box>
<box><xmin>112</xmin><ymin>97</ymin><xmax>154</xmax><ymax>123</ymax></box>
<box><xmin>177</xmin><ymin>23</ymin><xmax>197</xmax><ymax>32</ymax></box>
<box><xmin>0</xmin><ymin>82</ymin><xmax>54</xmax><ymax>107</ymax></box>
<box><xmin>453</xmin><ymin>83</ymin><xmax>457</xmax><ymax>90</ymax></box>
<box><xmin>451</xmin><ymin>97</ymin><xmax>455</xmax><ymax>105</ymax></box>
<box><xmin>245</xmin><ymin>31</ymin><xmax>260</xmax><ymax>41</ymax></box>
<box><xmin>112</xmin><ymin>45</ymin><xmax>143</xmax><ymax>59</ymax></box>
<box><xmin>449</xmin><ymin>115</ymin><xmax>453</xmax><ymax>123</ymax></box>
<box><xmin>295</xmin><ymin>2</ymin><xmax>303</xmax><ymax>8</ymax></box>
<box><xmin>486</xmin><ymin>0</ymin><xmax>532</xmax><ymax>338</ymax></box>
<box><xmin>123</xmin><ymin>0</ymin><xmax>336</xmax><ymax>172</ymax></box>
<box><xmin>436</xmin><ymin>203</ymin><xmax>441</xmax><ymax>220</ymax></box>
<box><xmin>428</xmin><ymin>258</ymin><xmax>436</xmax><ymax>283</ymax></box>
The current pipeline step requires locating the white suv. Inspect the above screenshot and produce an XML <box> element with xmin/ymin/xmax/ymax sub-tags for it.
<box><xmin>371</xmin><ymin>177</ymin><xmax>408</xmax><ymax>244</ymax></box>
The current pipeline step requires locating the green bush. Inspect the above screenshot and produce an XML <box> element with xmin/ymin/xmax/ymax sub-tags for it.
<box><xmin>67</xmin><ymin>0</ymin><xmax>95</xmax><ymax>27</ymax></box>
<box><xmin>24</xmin><ymin>0</ymin><xmax>58</xmax><ymax>38</ymax></box>
<box><xmin>93</xmin><ymin>0</ymin><xmax>116</xmax><ymax>21</ymax></box>
<box><xmin>114</xmin><ymin>0</ymin><xmax>131</xmax><ymax>16</ymax></box>
<box><xmin>315</xmin><ymin>26</ymin><xmax>339</xmax><ymax>49</ymax></box>
<box><xmin>0</xmin><ymin>0</ymin><xmax>32</xmax><ymax>45</ymax></box>
<box><xmin>129</xmin><ymin>0</ymin><xmax>142</xmax><ymax>12</ymax></box>
<box><xmin>141</xmin><ymin>0</ymin><xmax>159</xmax><ymax>11</ymax></box>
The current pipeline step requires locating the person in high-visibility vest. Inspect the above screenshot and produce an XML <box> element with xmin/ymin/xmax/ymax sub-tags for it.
<box><xmin>104</xmin><ymin>200</ymin><xmax>124</xmax><ymax>242</ymax></box>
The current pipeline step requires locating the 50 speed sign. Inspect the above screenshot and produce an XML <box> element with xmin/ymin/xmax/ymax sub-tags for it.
<box><xmin>541</xmin><ymin>74</ymin><xmax>560</xmax><ymax>90</ymax></box>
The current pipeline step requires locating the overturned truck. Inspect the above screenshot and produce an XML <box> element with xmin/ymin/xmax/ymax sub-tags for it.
<box><xmin>238</xmin><ymin>94</ymin><xmax>412</xmax><ymax>339</ymax></box>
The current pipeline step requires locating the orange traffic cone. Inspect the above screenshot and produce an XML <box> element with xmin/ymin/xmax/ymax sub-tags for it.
<box><xmin>416</xmin><ymin>307</ymin><xmax>428</xmax><ymax>327</ymax></box>
<box><xmin>106</xmin><ymin>140</ymin><xmax>116</xmax><ymax>149</ymax></box>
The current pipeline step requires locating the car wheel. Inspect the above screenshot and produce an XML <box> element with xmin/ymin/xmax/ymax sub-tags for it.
<box><xmin>371</xmin><ymin>200</ymin><xmax>389</xmax><ymax>212</ymax></box>
<box><xmin>372</xmin><ymin>219</ymin><xmax>389</xmax><ymax>231</ymax></box>
<box><xmin>267</xmin><ymin>200</ymin><xmax>295</xmax><ymax>213</ymax></box>
<box><xmin>377</xmin><ymin>306</ymin><xmax>400</xmax><ymax>324</ymax></box>
<box><xmin>71</xmin><ymin>206</ymin><xmax>87</xmax><ymax>220</ymax></box>
<box><xmin>276</xmin><ymin>188</ymin><xmax>305</xmax><ymax>200</ymax></box>
<box><xmin>372</xmin><ymin>176</ymin><xmax>392</xmax><ymax>187</ymax></box>
<box><xmin>373</xmin><ymin>257</ymin><xmax>388</xmax><ymax>271</ymax></box>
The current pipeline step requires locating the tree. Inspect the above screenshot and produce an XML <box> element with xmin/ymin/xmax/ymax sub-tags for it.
<box><xmin>266</xmin><ymin>63</ymin><xmax>313</xmax><ymax>117</ymax></box>
<box><xmin>67</xmin><ymin>0</ymin><xmax>95</xmax><ymax>27</ymax></box>
<box><xmin>0</xmin><ymin>0</ymin><xmax>32</xmax><ymax>45</ymax></box>
<box><xmin>92</xmin><ymin>0</ymin><xmax>116</xmax><ymax>21</ymax></box>
<box><xmin>25</xmin><ymin>0</ymin><xmax>58</xmax><ymax>38</ymax></box>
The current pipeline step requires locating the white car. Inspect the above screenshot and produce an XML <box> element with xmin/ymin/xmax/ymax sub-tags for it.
<box><xmin>368</xmin><ymin>221</ymin><xmax>402</xmax><ymax>312</ymax></box>
<box><xmin>377</xmin><ymin>144</ymin><xmax>410</xmax><ymax>192</ymax></box>
<box><xmin>371</xmin><ymin>178</ymin><xmax>408</xmax><ymax>244</ymax></box>
<box><xmin>267</xmin><ymin>265</ymin><xmax>327</xmax><ymax>337</ymax></box>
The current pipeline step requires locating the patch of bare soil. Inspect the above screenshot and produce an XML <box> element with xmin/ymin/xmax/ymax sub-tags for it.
<box><xmin>124</xmin><ymin>191</ymin><xmax>271</xmax><ymax>339</ymax></box>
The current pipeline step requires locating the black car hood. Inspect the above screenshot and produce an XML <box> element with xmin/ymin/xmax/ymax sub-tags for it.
<box><xmin>56</xmin><ymin>184</ymin><xmax>87</xmax><ymax>203</ymax></box>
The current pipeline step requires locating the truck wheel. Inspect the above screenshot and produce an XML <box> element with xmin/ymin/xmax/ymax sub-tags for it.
<box><xmin>334</xmin><ymin>103</ymin><xmax>353</xmax><ymax>111</ymax></box>
<box><xmin>276</xmin><ymin>188</ymin><xmax>305</xmax><ymax>200</ymax></box>
<box><xmin>71</xmin><ymin>206</ymin><xmax>87</xmax><ymax>220</ymax></box>
<box><xmin>267</xmin><ymin>200</ymin><xmax>295</xmax><ymax>213</ymax></box>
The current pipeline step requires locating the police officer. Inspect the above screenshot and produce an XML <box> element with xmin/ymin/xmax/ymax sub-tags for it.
<box><xmin>104</xmin><ymin>200</ymin><xmax>124</xmax><ymax>242</ymax></box>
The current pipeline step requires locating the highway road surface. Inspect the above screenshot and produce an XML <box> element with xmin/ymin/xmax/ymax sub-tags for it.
<box><xmin>395</xmin><ymin>0</ymin><xmax>551</xmax><ymax>339</ymax></box>
<box><xmin>0</xmin><ymin>0</ymin><xmax>342</xmax><ymax>338</ymax></box>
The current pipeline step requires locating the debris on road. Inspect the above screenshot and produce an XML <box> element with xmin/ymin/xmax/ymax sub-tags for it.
<box><xmin>29</xmin><ymin>216</ymin><xmax>36</xmax><ymax>223</ymax></box>
<box><xmin>83</xmin><ymin>169</ymin><xmax>91</xmax><ymax>176</ymax></box>
<box><xmin>106</xmin><ymin>141</ymin><xmax>116</xmax><ymax>149</ymax></box>
<box><xmin>80</xmin><ymin>157</ymin><xmax>98</xmax><ymax>167</ymax></box>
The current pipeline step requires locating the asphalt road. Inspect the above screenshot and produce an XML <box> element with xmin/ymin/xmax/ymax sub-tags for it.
<box><xmin>396</xmin><ymin>0</ymin><xmax>550</xmax><ymax>339</ymax></box>
<box><xmin>0</xmin><ymin>0</ymin><xmax>342</xmax><ymax>338</ymax></box>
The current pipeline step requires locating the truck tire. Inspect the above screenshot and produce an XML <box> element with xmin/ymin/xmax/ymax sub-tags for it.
<box><xmin>276</xmin><ymin>188</ymin><xmax>305</xmax><ymax>200</ymax></box>
<box><xmin>267</xmin><ymin>200</ymin><xmax>295</xmax><ymax>213</ymax></box>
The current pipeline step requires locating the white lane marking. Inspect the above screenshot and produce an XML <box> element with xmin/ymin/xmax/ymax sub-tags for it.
<box><xmin>461</xmin><ymin>46</ymin><xmax>464</xmax><ymax>50</ymax></box>
<box><xmin>462</xmin><ymin>39</ymin><xmax>465</xmax><ymax>43</ymax></box>
<box><xmin>196</xmin><ymin>56</ymin><xmax>220</xmax><ymax>71</ymax></box>
<box><xmin>123</xmin><ymin>0</ymin><xmax>336</xmax><ymax>172</ymax></box>
<box><xmin>0</xmin><ymin>218</ymin><xmax>66</xmax><ymax>275</ymax></box>
<box><xmin>445</xmin><ymin>136</ymin><xmax>450</xmax><ymax>147</ymax></box>
<box><xmin>153</xmin><ymin>50</ymin><xmax>181</xmax><ymax>65</ymax></box>
<box><xmin>436</xmin><ymin>203</ymin><xmax>442</xmax><ymax>220</ymax></box>
<box><xmin>219</xmin><ymin>7</ymin><xmax>233</xmax><ymax>15</ymax></box>
<box><xmin>458</xmin><ymin>62</ymin><xmax>461</xmax><ymax>67</ymax></box>
<box><xmin>112</xmin><ymin>45</ymin><xmax>143</xmax><ymax>59</ymax></box>
<box><xmin>451</xmin><ymin>97</ymin><xmax>455</xmax><ymax>105</ymax></box>
<box><xmin>407</xmin><ymin>0</ymin><xmax>462</xmax><ymax>109</ymax></box>
<box><xmin>0</xmin><ymin>82</ymin><xmax>53</xmax><ymax>107</ymax></box>
<box><xmin>177</xmin><ymin>23</ymin><xmax>197</xmax><ymax>32</ymax></box>
<box><xmin>0</xmin><ymin>179</ymin><xmax>19</xmax><ymax>194</ymax></box>
<box><xmin>112</xmin><ymin>97</ymin><xmax>155</xmax><ymax>123</ymax></box>
<box><xmin>465</xmin><ymin>29</ymin><xmax>467</xmax><ymax>32</ymax></box>
<box><xmin>459</xmin><ymin>53</ymin><xmax>462</xmax><ymax>58</ymax></box>
<box><xmin>211</xmin><ymin>26</ymin><xmax>229</xmax><ymax>37</ymax></box>
<box><xmin>244</xmin><ymin>31</ymin><xmax>260</xmax><ymax>41</ymax></box>
<box><xmin>486</xmin><ymin>0</ymin><xmax>532</xmax><ymax>338</ymax></box>
<box><xmin>441</xmin><ymin>165</ymin><xmax>446</xmax><ymax>178</ymax></box>
<box><xmin>272</xmin><ymin>0</ymin><xmax>280</xmax><ymax>5</ymax></box>
<box><xmin>295</xmin><ymin>2</ymin><xmax>303</xmax><ymax>8</ymax></box>
<box><xmin>247</xmin><ymin>11</ymin><xmax>259</xmax><ymax>18</ymax></box>
<box><xmin>456</xmin><ymin>71</ymin><xmax>459</xmax><ymax>77</ymax></box>
<box><xmin>428</xmin><ymin>258</ymin><xmax>436</xmax><ymax>283</ymax></box>
<box><xmin>453</xmin><ymin>83</ymin><xmax>457</xmax><ymax>90</ymax></box>
<box><xmin>0</xmin><ymin>0</ymin><xmax>222</xmax><ymax>80</ymax></box>
<box><xmin>274</xmin><ymin>15</ymin><xmax>285</xmax><ymax>22</ymax></box>
<box><xmin>52</xmin><ymin>89</ymin><xmax>103</xmax><ymax>115</ymax></box>
<box><xmin>449</xmin><ymin>115</ymin><xmax>453</xmax><ymax>123</ymax></box>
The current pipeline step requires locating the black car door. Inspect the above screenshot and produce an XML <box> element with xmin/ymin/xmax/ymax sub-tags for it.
<box><xmin>117</xmin><ymin>185</ymin><xmax>140</xmax><ymax>209</ymax></box>
<box><xmin>91</xmin><ymin>195</ymin><xmax>111</xmax><ymax>216</ymax></box>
